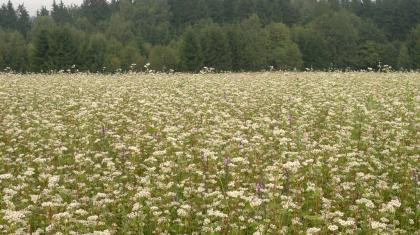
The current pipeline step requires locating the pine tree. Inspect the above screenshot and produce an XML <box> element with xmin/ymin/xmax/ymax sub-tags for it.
<box><xmin>239</xmin><ymin>14</ymin><xmax>269</xmax><ymax>71</ymax></box>
<box><xmin>266</xmin><ymin>23</ymin><xmax>302</xmax><ymax>70</ymax></box>
<box><xmin>271</xmin><ymin>43</ymin><xmax>303</xmax><ymax>70</ymax></box>
<box><xmin>313</xmin><ymin>11</ymin><xmax>361</xmax><ymax>68</ymax></box>
<box><xmin>180</xmin><ymin>29</ymin><xmax>203</xmax><ymax>72</ymax></box>
<box><xmin>31</xmin><ymin>29</ymin><xmax>51</xmax><ymax>72</ymax></box>
<box><xmin>397</xmin><ymin>44</ymin><xmax>411</xmax><ymax>70</ymax></box>
<box><xmin>226</xmin><ymin>25</ymin><xmax>245</xmax><ymax>71</ymax></box>
<box><xmin>200</xmin><ymin>24</ymin><xmax>232</xmax><ymax>71</ymax></box>
<box><xmin>16</xmin><ymin>4</ymin><xmax>30</xmax><ymax>38</ymax></box>
<box><xmin>0</xmin><ymin>31</ymin><xmax>28</xmax><ymax>71</ymax></box>
<box><xmin>47</xmin><ymin>26</ymin><xmax>79</xmax><ymax>70</ymax></box>
<box><xmin>119</xmin><ymin>41</ymin><xmax>145</xmax><ymax>71</ymax></box>
<box><xmin>79</xmin><ymin>33</ymin><xmax>108</xmax><ymax>72</ymax></box>
<box><xmin>149</xmin><ymin>45</ymin><xmax>179</xmax><ymax>71</ymax></box>
<box><xmin>51</xmin><ymin>0</ymin><xmax>71</xmax><ymax>24</ymax></box>
<box><xmin>37</xmin><ymin>6</ymin><xmax>49</xmax><ymax>17</ymax></box>
<box><xmin>81</xmin><ymin>0</ymin><xmax>111</xmax><ymax>25</ymax></box>
<box><xmin>293</xmin><ymin>26</ymin><xmax>330</xmax><ymax>70</ymax></box>
<box><xmin>406</xmin><ymin>25</ymin><xmax>420</xmax><ymax>69</ymax></box>
<box><xmin>131</xmin><ymin>0</ymin><xmax>171</xmax><ymax>45</ymax></box>
<box><xmin>0</xmin><ymin>1</ymin><xmax>17</xmax><ymax>29</ymax></box>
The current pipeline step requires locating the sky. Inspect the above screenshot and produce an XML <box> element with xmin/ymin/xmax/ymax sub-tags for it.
<box><xmin>3</xmin><ymin>0</ymin><xmax>84</xmax><ymax>16</ymax></box>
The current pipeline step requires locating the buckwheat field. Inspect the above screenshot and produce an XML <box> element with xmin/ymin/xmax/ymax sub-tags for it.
<box><xmin>0</xmin><ymin>72</ymin><xmax>418</xmax><ymax>234</ymax></box>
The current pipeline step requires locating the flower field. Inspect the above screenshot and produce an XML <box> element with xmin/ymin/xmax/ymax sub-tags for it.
<box><xmin>0</xmin><ymin>72</ymin><xmax>419</xmax><ymax>234</ymax></box>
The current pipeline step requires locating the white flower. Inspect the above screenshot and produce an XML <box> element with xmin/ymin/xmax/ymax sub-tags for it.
<box><xmin>48</xmin><ymin>175</ymin><xmax>60</xmax><ymax>188</ymax></box>
<box><xmin>371</xmin><ymin>221</ymin><xmax>387</xmax><ymax>230</ymax></box>
<box><xmin>356</xmin><ymin>198</ymin><xmax>375</xmax><ymax>209</ymax></box>
<box><xmin>92</xmin><ymin>230</ymin><xmax>112</xmax><ymax>235</ymax></box>
<box><xmin>132</xmin><ymin>203</ymin><xmax>141</xmax><ymax>211</ymax></box>
<box><xmin>226</xmin><ymin>190</ymin><xmax>243</xmax><ymax>198</ymax></box>
<box><xmin>337</xmin><ymin>218</ymin><xmax>355</xmax><ymax>227</ymax></box>
<box><xmin>328</xmin><ymin>224</ymin><xmax>338</xmax><ymax>231</ymax></box>
<box><xmin>3</xmin><ymin>209</ymin><xmax>25</xmax><ymax>223</ymax></box>
<box><xmin>75</xmin><ymin>209</ymin><xmax>88</xmax><ymax>216</ymax></box>
<box><xmin>0</xmin><ymin>173</ymin><xmax>13</xmax><ymax>180</ymax></box>
<box><xmin>380</xmin><ymin>199</ymin><xmax>401</xmax><ymax>213</ymax></box>
<box><xmin>87</xmin><ymin>215</ymin><xmax>98</xmax><ymax>221</ymax></box>
<box><xmin>306</xmin><ymin>227</ymin><xmax>321</xmax><ymax>235</ymax></box>
<box><xmin>250</xmin><ymin>197</ymin><xmax>262</xmax><ymax>207</ymax></box>
<box><xmin>283</xmin><ymin>160</ymin><xmax>301</xmax><ymax>173</ymax></box>
<box><xmin>207</xmin><ymin>208</ymin><xmax>227</xmax><ymax>218</ymax></box>
<box><xmin>135</xmin><ymin>189</ymin><xmax>151</xmax><ymax>199</ymax></box>
<box><xmin>177</xmin><ymin>208</ymin><xmax>188</xmax><ymax>217</ymax></box>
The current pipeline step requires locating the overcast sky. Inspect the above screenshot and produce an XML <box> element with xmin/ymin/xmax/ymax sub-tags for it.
<box><xmin>3</xmin><ymin>0</ymin><xmax>84</xmax><ymax>16</ymax></box>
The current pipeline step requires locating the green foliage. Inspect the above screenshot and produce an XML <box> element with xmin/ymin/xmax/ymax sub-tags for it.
<box><xmin>236</xmin><ymin>14</ymin><xmax>270</xmax><ymax>71</ymax></box>
<box><xmin>0</xmin><ymin>0</ymin><xmax>419</xmax><ymax>72</ymax></box>
<box><xmin>119</xmin><ymin>42</ymin><xmax>146</xmax><ymax>71</ymax></box>
<box><xmin>358</xmin><ymin>19</ymin><xmax>387</xmax><ymax>43</ymax></box>
<box><xmin>406</xmin><ymin>25</ymin><xmax>420</xmax><ymax>68</ymax></box>
<box><xmin>0</xmin><ymin>1</ymin><xmax>17</xmax><ymax>29</ymax></box>
<box><xmin>36</xmin><ymin>6</ymin><xmax>49</xmax><ymax>17</ymax></box>
<box><xmin>180</xmin><ymin>29</ymin><xmax>203</xmax><ymax>72</ymax></box>
<box><xmin>149</xmin><ymin>45</ymin><xmax>179</xmax><ymax>71</ymax></box>
<box><xmin>16</xmin><ymin>4</ymin><xmax>30</xmax><ymax>38</ymax></box>
<box><xmin>51</xmin><ymin>0</ymin><xmax>72</xmax><ymax>25</ymax></box>
<box><xmin>131</xmin><ymin>0</ymin><xmax>171</xmax><ymax>45</ymax></box>
<box><xmin>81</xmin><ymin>0</ymin><xmax>111</xmax><ymax>25</ymax></box>
<box><xmin>266</xmin><ymin>23</ymin><xmax>303</xmax><ymax>69</ymax></box>
<box><xmin>271</xmin><ymin>43</ymin><xmax>303</xmax><ymax>70</ymax></box>
<box><xmin>355</xmin><ymin>41</ymin><xmax>399</xmax><ymax>69</ymax></box>
<box><xmin>30</xmin><ymin>25</ymin><xmax>80</xmax><ymax>72</ymax></box>
<box><xmin>30</xmin><ymin>29</ymin><xmax>51</xmax><ymax>72</ymax></box>
<box><xmin>106</xmin><ymin>13</ymin><xmax>134</xmax><ymax>43</ymax></box>
<box><xmin>312</xmin><ymin>10</ymin><xmax>361</xmax><ymax>68</ymax></box>
<box><xmin>168</xmin><ymin>0</ymin><xmax>208</xmax><ymax>30</ymax></box>
<box><xmin>79</xmin><ymin>33</ymin><xmax>108</xmax><ymax>72</ymax></box>
<box><xmin>46</xmin><ymin>26</ymin><xmax>80</xmax><ymax>71</ymax></box>
<box><xmin>357</xmin><ymin>41</ymin><xmax>384</xmax><ymax>69</ymax></box>
<box><xmin>397</xmin><ymin>44</ymin><xmax>411</xmax><ymax>70</ymax></box>
<box><xmin>30</xmin><ymin>16</ymin><xmax>55</xmax><ymax>39</ymax></box>
<box><xmin>293</xmin><ymin>26</ymin><xmax>330</xmax><ymax>69</ymax></box>
<box><xmin>0</xmin><ymin>30</ymin><xmax>28</xmax><ymax>72</ymax></box>
<box><xmin>379</xmin><ymin>42</ymin><xmax>398</xmax><ymax>68</ymax></box>
<box><xmin>226</xmin><ymin>25</ymin><xmax>244</xmax><ymax>71</ymax></box>
<box><xmin>200</xmin><ymin>23</ymin><xmax>232</xmax><ymax>71</ymax></box>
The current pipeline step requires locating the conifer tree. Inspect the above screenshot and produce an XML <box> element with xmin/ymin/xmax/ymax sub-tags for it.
<box><xmin>16</xmin><ymin>4</ymin><xmax>30</xmax><ymax>38</ymax></box>
<box><xmin>37</xmin><ymin>6</ymin><xmax>49</xmax><ymax>17</ymax></box>
<box><xmin>180</xmin><ymin>29</ymin><xmax>203</xmax><ymax>72</ymax></box>
<box><xmin>397</xmin><ymin>44</ymin><xmax>411</xmax><ymax>70</ymax></box>
<box><xmin>200</xmin><ymin>24</ymin><xmax>232</xmax><ymax>71</ymax></box>
<box><xmin>31</xmin><ymin>29</ymin><xmax>51</xmax><ymax>72</ymax></box>
<box><xmin>47</xmin><ymin>26</ymin><xmax>79</xmax><ymax>70</ymax></box>
<box><xmin>407</xmin><ymin>25</ymin><xmax>420</xmax><ymax>69</ymax></box>
<box><xmin>0</xmin><ymin>1</ymin><xmax>17</xmax><ymax>29</ymax></box>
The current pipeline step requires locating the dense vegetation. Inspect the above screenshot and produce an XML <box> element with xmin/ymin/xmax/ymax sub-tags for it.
<box><xmin>1</xmin><ymin>72</ymin><xmax>419</xmax><ymax>234</ymax></box>
<box><xmin>0</xmin><ymin>0</ymin><xmax>419</xmax><ymax>72</ymax></box>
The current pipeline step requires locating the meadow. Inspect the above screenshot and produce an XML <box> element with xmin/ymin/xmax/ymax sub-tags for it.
<box><xmin>0</xmin><ymin>72</ymin><xmax>418</xmax><ymax>234</ymax></box>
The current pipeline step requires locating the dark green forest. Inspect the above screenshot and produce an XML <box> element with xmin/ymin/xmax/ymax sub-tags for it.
<box><xmin>0</xmin><ymin>0</ymin><xmax>419</xmax><ymax>73</ymax></box>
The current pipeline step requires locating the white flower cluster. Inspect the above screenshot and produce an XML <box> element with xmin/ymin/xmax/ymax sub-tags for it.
<box><xmin>0</xmin><ymin>72</ymin><xmax>418</xmax><ymax>234</ymax></box>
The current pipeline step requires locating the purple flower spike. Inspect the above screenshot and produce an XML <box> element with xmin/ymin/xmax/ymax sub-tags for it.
<box><xmin>224</xmin><ymin>156</ymin><xmax>230</xmax><ymax>167</ymax></box>
<box><xmin>256</xmin><ymin>182</ymin><xmax>263</xmax><ymax>193</ymax></box>
<box><xmin>412</xmin><ymin>170</ymin><xmax>418</xmax><ymax>184</ymax></box>
<box><xmin>101</xmin><ymin>124</ymin><xmax>107</xmax><ymax>136</ymax></box>
<box><xmin>288</xmin><ymin>113</ymin><xmax>293</xmax><ymax>124</ymax></box>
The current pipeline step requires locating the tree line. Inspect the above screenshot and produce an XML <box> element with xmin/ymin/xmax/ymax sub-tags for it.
<box><xmin>0</xmin><ymin>0</ymin><xmax>419</xmax><ymax>73</ymax></box>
